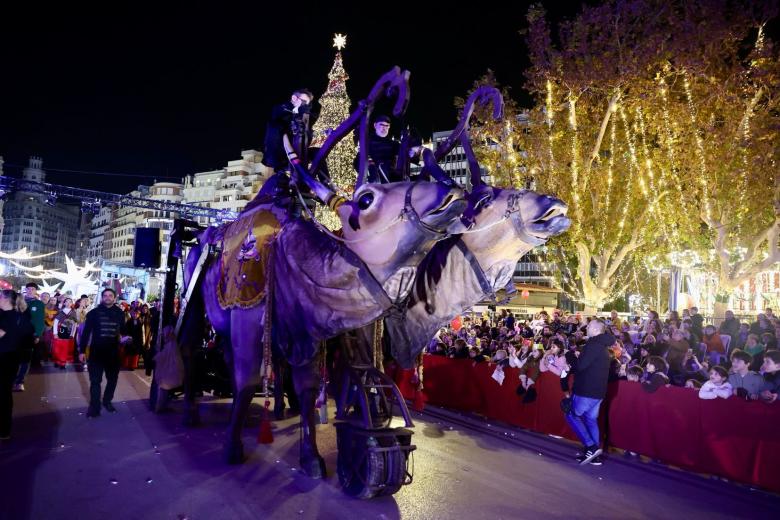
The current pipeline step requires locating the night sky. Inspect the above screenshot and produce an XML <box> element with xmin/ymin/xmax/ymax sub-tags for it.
<box><xmin>1</xmin><ymin>3</ymin><xmax>580</xmax><ymax>194</ymax></box>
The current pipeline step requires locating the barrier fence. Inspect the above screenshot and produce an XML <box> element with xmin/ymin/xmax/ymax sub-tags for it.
<box><xmin>386</xmin><ymin>356</ymin><xmax>780</xmax><ymax>493</ymax></box>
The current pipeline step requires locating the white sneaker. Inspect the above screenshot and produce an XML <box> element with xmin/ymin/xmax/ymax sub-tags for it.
<box><xmin>12</xmin><ymin>384</ymin><xmax>24</xmax><ymax>392</ymax></box>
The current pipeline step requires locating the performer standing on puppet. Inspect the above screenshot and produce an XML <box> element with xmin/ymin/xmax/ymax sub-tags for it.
<box><xmin>353</xmin><ymin>114</ymin><xmax>424</xmax><ymax>184</ymax></box>
<box><xmin>258</xmin><ymin>88</ymin><xmax>317</xmax><ymax>215</ymax></box>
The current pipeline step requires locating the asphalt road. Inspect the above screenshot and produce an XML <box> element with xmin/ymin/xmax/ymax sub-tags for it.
<box><xmin>1</xmin><ymin>366</ymin><xmax>778</xmax><ymax>520</ymax></box>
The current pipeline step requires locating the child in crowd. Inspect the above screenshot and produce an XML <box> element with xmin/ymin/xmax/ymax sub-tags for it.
<box><xmin>631</xmin><ymin>344</ymin><xmax>650</xmax><ymax>369</ymax></box>
<box><xmin>468</xmin><ymin>346</ymin><xmax>488</xmax><ymax>363</ymax></box>
<box><xmin>539</xmin><ymin>339</ymin><xmax>568</xmax><ymax>376</ymax></box>
<box><xmin>759</xmin><ymin>350</ymin><xmax>780</xmax><ymax>404</ymax></box>
<box><xmin>449</xmin><ymin>339</ymin><xmax>469</xmax><ymax>359</ymax></box>
<box><xmin>684</xmin><ymin>379</ymin><xmax>702</xmax><ymax>390</ymax></box>
<box><xmin>513</xmin><ymin>344</ymin><xmax>542</xmax><ymax>402</ymax></box>
<box><xmin>608</xmin><ymin>348</ymin><xmax>623</xmax><ymax>382</ymax></box>
<box><xmin>698</xmin><ymin>366</ymin><xmax>732</xmax><ymax>399</ymax></box>
<box><xmin>641</xmin><ymin>356</ymin><xmax>670</xmax><ymax>393</ymax></box>
<box><xmin>728</xmin><ymin>350</ymin><xmax>764</xmax><ymax>400</ymax></box>
<box><xmin>626</xmin><ymin>365</ymin><xmax>643</xmax><ymax>382</ymax></box>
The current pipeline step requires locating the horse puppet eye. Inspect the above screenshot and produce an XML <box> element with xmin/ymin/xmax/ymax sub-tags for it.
<box><xmin>357</xmin><ymin>191</ymin><xmax>374</xmax><ymax>210</ymax></box>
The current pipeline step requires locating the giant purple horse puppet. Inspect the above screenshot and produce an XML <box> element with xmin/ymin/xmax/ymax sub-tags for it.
<box><xmin>371</xmin><ymin>86</ymin><xmax>572</xmax><ymax>369</ymax></box>
<box><xmin>178</xmin><ymin>68</ymin><xmax>467</xmax><ymax>476</ymax></box>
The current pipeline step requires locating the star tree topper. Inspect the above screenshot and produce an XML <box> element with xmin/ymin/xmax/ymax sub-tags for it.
<box><xmin>333</xmin><ymin>33</ymin><xmax>347</xmax><ymax>50</ymax></box>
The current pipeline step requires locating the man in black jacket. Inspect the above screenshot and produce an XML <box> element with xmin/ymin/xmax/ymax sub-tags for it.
<box><xmin>354</xmin><ymin>115</ymin><xmax>425</xmax><ymax>183</ymax></box>
<box><xmin>262</xmin><ymin>88</ymin><xmax>314</xmax><ymax>172</ymax></box>
<box><xmin>78</xmin><ymin>288</ymin><xmax>127</xmax><ymax>417</ymax></box>
<box><xmin>565</xmin><ymin>318</ymin><xmax>613</xmax><ymax>466</ymax></box>
<box><xmin>257</xmin><ymin>88</ymin><xmax>316</xmax><ymax>215</ymax></box>
<box><xmin>354</xmin><ymin>115</ymin><xmax>401</xmax><ymax>183</ymax></box>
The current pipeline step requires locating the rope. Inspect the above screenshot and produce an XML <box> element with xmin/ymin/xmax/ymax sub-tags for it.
<box><xmin>261</xmin><ymin>240</ymin><xmax>275</xmax><ymax>396</ymax></box>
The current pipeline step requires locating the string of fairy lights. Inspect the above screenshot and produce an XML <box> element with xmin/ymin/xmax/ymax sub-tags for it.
<box><xmin>657</xmin><ymin>74</ymin><xmax>685</xmax><ymax>227</ymax></box>
<box><xmin>681</xmin><ymin>69</ymin><xmax>712</xmax><ymax>224</ymax></box>
<box><xmin>492</xmin><ymin>16</ymin><xmax>775</xmax><ymax>311</ymax></box>
<box><xmin>540</xmin><ymin>78</ymin><xmax>687</xmax><ymax>307</ymax></box>
<box><xmin>599</xmin><ymin>112</ymin><xmax>616</xmax><ymax>247</ymax></box>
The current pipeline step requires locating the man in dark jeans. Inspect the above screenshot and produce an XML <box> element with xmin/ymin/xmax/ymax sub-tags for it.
<box><xmin>78</xmin><ymin>288</ymin><xmax>127</xmax><ymax>417</ymax></box>
<box><xmin>566</xmin><ymin>318</ymin><xmax>612</xmax><ymax>465</ymax></box>
<box><xmin>13</xmin><ymin>283</ymin><xmax>44</xmax><ymax>392</ymax></box>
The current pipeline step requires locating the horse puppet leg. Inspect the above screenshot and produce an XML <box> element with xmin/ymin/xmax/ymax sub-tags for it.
<box><xmin>292</xmin><ymin>359</ymin><xmax>327</xmax><ymax>479</ymax></box>
<box><xmin>224</xmin><ymin>305</ymin><xmax>264</xmax><ymax>464</ymax></box>
<box><xmin>179</xmin><ymin>292</ymin><xmax>206</xmax><ymax>427</ymax></box>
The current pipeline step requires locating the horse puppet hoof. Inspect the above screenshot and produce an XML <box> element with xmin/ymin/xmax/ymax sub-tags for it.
<box><xmin>224</xmin><ymin>441</ymin><xmax>246</xmax><ymax>465</ymax></box>
<box><xmin>299</xmin><ymin>454</ymin><xmax>327</xmax><ymax>479</ymax></box>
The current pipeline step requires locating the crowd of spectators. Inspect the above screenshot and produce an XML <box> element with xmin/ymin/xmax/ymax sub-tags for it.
<box><xmin>425</xmin><ymin>307</ymin><xmax>780</xmax><ymax>405</ymax></box>
<box><xmin>11</xmin><ymin>283</ymin><xmax>161</xmax><ymax>392</ymax></box>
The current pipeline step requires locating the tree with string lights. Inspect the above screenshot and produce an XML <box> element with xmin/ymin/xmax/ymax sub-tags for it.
<box><xmin>467</xmin><ymin>0</ymin><xmax>779</xmax><ymax>311</ymax></box>
<box><xmin>312</xmin><ymin>33</ymin><xmax>357</xmax><ymax>230</ymax></box>
<box><xmin>646</xmin><ymin>6</ymin><xmax>780</xmax><ymax>303</ymax></box>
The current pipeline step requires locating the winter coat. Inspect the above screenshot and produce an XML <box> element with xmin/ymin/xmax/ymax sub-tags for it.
<box><xmin>641</xmin><ymin>371</ymin><xmax>669</xmax><ymax>393</ymax></box>
<box><xmin>699</xmin><ymin>380</ymin><xmax>733</xmax><ymax>399</ymax></box>
<box><xmin>354</xmin><ymin>132</ymin><xmax>402</xmax><ymax>183</ymax></box>
<box><xmin>762</xmin><ymin>371</ymin><xmax>780</xmax><ymax>395</ymax></box>
<box><xmin>79</xmin><ymin>304</ymin><xmax>127</xmax><ymax>363</ymax></box>
<box><xmin>0</xmin><ymin>310</ymin><xmax>35</xmax><ymax>355</ymax></box>
<box><xmin>262</xmin><ymin>101</ymin><xmax>313</xmax><ymax>170</ymax></box>
<box><xmin>572</xmin><ymin>333</ymin><xmax>613</xmax><ymax>399</ymax></box>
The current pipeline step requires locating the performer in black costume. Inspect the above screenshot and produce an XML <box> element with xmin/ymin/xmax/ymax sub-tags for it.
<box><xmin>262</xmin><ymin>88</ymin><xmax>314</xmax><ymax>172</ymax></box>
<box><xmin>354</xmin><ymin>115</ymin><xmax>423</xmax><ymax>184</ymax></box>
<box><xmin>257</xmin><ymin>88</ymin><xmax>317</xmax><ymax>215</ymax></box>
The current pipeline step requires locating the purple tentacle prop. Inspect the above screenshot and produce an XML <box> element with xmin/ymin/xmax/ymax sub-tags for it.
<box><xmin>284</xmin><ymin>135</ymin><xmax>342</xmax><ymax>208</ymax></box>
<box><xmin>434</xmin><ymin>86</ymin><xmax>503</xmax><ymax>188</ymax></box>
<box><xmin>419</xmin><ymin>148</ymin><xmax>456</xmax><ymax>187</ymax></box>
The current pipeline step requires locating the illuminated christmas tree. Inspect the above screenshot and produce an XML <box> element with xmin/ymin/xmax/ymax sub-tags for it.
<box><xmin>312</xmin><ymin>33</ymin><xmax>357</xmax><ymax>230</ymax></box>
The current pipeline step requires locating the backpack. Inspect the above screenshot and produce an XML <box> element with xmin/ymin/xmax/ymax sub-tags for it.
<box><xmin>55</xmin><ymin>311</ymin><xmax>74</xmax><ymax>339</ymax></box>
